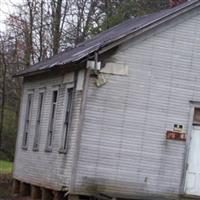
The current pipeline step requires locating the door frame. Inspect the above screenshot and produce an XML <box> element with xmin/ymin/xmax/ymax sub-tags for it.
<box><xmin>180</xmin><ymin>101</ymin><xmax>200</xmax><ymax>196</ymax></box>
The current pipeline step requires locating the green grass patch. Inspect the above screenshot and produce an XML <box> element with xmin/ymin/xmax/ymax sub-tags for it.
<box><xmin>0</xmin><ymin>160</ymin><xmax>13</xmax><ymax>174</ymax></box>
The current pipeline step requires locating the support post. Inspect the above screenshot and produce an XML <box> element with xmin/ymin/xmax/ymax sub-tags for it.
<box><xmin>31</xmin><ymin>185</ymin><xmax>42</xmax><ymax>199</ymax></box>
<box><xmin>53</xmin><ymin>191</ymin><xmax>64</xmax><ymax>200</ymax></box>
<box><xmin>19</xmin><ymin>182</ymin><xmax>31</xmax><ymax>197</ymax></box>
<box><xmin>42</xmin><ymin>188</ymin><xmax>53</xmax><ymax>200</ymax></box>
<box><xmin>12</xmin><ymin>179</ymin><xmax>20</xmax><ymax>195</ymax></box>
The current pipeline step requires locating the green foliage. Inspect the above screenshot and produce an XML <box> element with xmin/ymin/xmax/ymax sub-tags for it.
<box><xmin>0</xmin><ymin>160</ymin><xmax>13</xmax><ymax>174</ymax></box>
<box><xmin>100</xmin><ymin>0</ymin><xmax>169</xmax><ymax>31</ymax></box>
<box><xmin>0</xmin><ymin>151</ymin><xmax>8</xmax><ymax>161</ymax></box>
<box><xmin>1</xmin><ymin>107</ymin><xmax>17</xmax><ymax>161</ymax></box>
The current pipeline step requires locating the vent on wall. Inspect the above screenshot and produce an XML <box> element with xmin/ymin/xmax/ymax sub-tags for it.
<box><xmin>173</xmin><ymin>124</ymin><xmax>183</xmax><ymax>132</ymax></box>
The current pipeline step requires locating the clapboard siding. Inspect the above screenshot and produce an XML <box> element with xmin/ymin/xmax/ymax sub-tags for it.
<box><xmin>73</xmin><ymin>9</ymin><xmax>200</xmax><ymax>199</ymax></box>
<box><xmin>13</xmin><ymin>74</ymin><xmax>82</xmax><ymax>190</ymax></box>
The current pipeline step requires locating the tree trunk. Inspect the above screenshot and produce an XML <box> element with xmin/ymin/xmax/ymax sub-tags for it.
<box><xmin>0</xmin><ymin>52</ymin><xmax>7</xmax><ymax>149</ymax></box>
<box><xmin>52</xmin><ymin>0</ymin><xmax>63</xmax><ymax>55</ymax></box>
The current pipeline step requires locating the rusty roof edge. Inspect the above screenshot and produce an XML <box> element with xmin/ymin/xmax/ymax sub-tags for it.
<box><xmin>14</xmin><ymin>44</ymin><xmax>101</xmax><ymax>77</ymax></box>
<box><xmin>14</xmin><ymin>59</ymin><xmax>87</xmax><ymax>78</ymax></box>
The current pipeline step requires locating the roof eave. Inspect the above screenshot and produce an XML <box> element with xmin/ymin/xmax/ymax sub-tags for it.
<box><xmin>14</xmin><ymin>61</ymin><xmax>87</xmax><ymax>78</ymax></box>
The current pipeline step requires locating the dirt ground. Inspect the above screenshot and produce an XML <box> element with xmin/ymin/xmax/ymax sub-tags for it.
<box><xmin>0</xmin><ymin>174</ymin><xmax>12</xmax><ymax>199</ymax></box>
<box><xmin>0</xmin><ymin>182</ymin><xmax>33</xmax><ymax>200</ymax></box>
<box><xmin>0</xmin><ymin>174</ymin><xmax>29</xmax><ymax>200</ymax></box>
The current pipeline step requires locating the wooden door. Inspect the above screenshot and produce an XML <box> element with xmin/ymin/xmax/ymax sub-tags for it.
<box><xmin>185</xmin><ymin>126</ymin><xmax>200</xmax><ymax>196</ymax></box>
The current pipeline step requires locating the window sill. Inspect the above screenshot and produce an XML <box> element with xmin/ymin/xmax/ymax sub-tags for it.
<box><xmin>22</xmin><ymin>146</ymin><xmax>28</xmax><ymax>150</ymax></box>
<box><xmin>59</xmin><ymin>148</ymin><xmax>67</xmax><ymax>154</ymax></box>
<box><xmin>32</xmin><ymin>148</ymin><xmax>39</xmax><ymax>152</ymax></box>
<box><xmin>45</xmin><ymin>148</ymin><xmax>52</xmax><ymax>153</ymax></box>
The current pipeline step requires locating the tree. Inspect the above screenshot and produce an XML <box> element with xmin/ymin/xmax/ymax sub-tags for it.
<box><xmin>99</xmin><ymin>0</ymin><xmax>169</xmax><ymax>30</ymax></box>
<box><xmin>0</xmin><ymin>0</ymin><xmax>171</xmax><ymax>160</ymax></box>
<box><xmin>0</xmin><ymin>37</ymin><xmax>7</xmax><ymax>149</ymax></box>
<box><xmin>0</xmin><ymin>33</ymin><xmax>21</xmax><ymax>158</ymax></box>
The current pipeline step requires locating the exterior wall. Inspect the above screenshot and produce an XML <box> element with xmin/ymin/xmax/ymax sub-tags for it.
<box><xmin>13</xmin><ymin>72</ymin><xmax>83</xmax><ymax>191</ymax></box>
<box><xmin>73</xmin><ymin>9</ymin><xmax>200</xmax><ymax>199</ymax></box>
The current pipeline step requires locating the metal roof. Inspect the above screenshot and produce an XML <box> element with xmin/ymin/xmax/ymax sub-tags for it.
<box><xmin>17</xmin><ymin>0</ymin><xmax>200</xmax><ymax>77</ymax></box>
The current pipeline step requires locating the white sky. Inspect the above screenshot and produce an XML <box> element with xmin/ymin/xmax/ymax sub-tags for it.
<box><xmin>0</xmin><ymin>0</ymin><xmax>23</xmax><ymax>32</ymax></box>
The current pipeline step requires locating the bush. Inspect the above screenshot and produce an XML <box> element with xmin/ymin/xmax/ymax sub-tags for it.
<box><xmin>1</xmin><ymin>107</ymin><xmax>17</xmax><ymax>161</ymax></box>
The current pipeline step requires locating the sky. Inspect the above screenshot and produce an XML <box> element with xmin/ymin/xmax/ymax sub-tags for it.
<box><xmin>0</xmin><ymin>0</ymin><xmax>22</xmax><ymax>31</ymax></box>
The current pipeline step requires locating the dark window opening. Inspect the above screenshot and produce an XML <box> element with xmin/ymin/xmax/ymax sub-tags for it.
<box><xmin>33</xmin><ymin>92</ymin><xmax>44</xmax><ymax>150</ymax></box>
<box><xmin>46</xmin><ymin>90</ymin><xmax>58</xmax><ymax>151</ymax></box>
<box><xmin>22</xmin><ymin>93</ymin><xmax>33</xmax><ymax>148</ymax></box>
<box><xmin>64</xmin><ymin>88</ymin><xmax>73</xmax><ymax>150</ymax></box>
<box><xmin>193</xmin><ymin>107</ymin><xmax>200</xmax><ymax>126</ymax></box>
<box><xmin>60</xmin><ymin>87</ymin><xmax>74</xmax><ymax>153</ymax></box>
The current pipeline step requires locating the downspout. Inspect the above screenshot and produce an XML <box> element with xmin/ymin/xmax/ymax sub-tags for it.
<box><xmin>94</xmin><ymin>51</ymin><xmax>99</xmax><ymax>75</ymax></box>
<box><xmin>69</xmin><ymin>61</ymin><xmax>91</xmax><ymax>194</ymax></box>
<box><xmin>69</xmin><ymin>51</ymin><xmax>101</xmax><ymax>194</ymax></box>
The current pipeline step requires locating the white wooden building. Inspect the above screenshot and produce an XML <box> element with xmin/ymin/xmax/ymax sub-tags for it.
<box><xmin>13</xmin><ymin>0</ymin><xmax>200</xmax><ymax>199</ymax></box>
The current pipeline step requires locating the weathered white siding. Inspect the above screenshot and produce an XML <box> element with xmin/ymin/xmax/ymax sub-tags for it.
<box><xmin>73</xmin><ymin>9</ymin><xmax>200</xmax><ymax>199</ymax></box>
<box><xmin>13</xmin><ymin>73</ymin><xmax>82</xmax><ymax>190</ymax></box>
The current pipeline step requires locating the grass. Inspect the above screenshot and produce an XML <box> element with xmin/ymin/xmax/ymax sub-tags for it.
<box><xmin>0</xmin><ymin>160</ymin><xmax>13</xmax><ymax>174</ymax></box>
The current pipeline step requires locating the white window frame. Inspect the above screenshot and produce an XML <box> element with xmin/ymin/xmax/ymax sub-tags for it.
<box><xmin>33</xmin><ymin>88</ymin><xmax>46</xmax><ymax>151</ymax></box>
<box><xmin>45</xmin><ymin>86</ymin><xmax>59</xmax><ymax>152</ymax></box>
<box><xmin>59</xmin><ymin>83</ymin><xmax>74</xmax><ymax>153</ymax></box>
<box><xmin>22</xmin><ymin>90</ymin><xmax>34</xmax><ymax>149</ymax></box>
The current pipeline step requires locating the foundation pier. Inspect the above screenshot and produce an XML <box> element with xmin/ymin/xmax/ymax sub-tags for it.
<box><xmin>31</xmin><ymin>185</ymin><xmax>42</xmax><ymax>199</ymax></box>
<box><xmin>12</xmin><ymin>179</ymin><xmax>20</xmax><ymax>195</ymax></box>
<box><xmin>53</xmin><ymin>191</ymin><xmax>64</xmax><ymax>200</ymax></box>
<box><xmin>19</xmin><ymin>182</ymin><xmax>31</xmax><ymax>197</ymax></box>
<box><xmin>42</xmin><ymin>188</ymin><xmax>54</xmax><ymax>200</ymax></box>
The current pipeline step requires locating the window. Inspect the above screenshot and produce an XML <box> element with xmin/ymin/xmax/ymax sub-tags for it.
<box><xmin>193</xmin><ymin>107</ymin><xmax>200</xmax><ymax>125</ymax></box>
<box><xmin>22</xmin><ymin>93</ymin><xmax>33</xmax><ymax>149</ymax></box>
<box><xmin>60</xmin><ymin>87</ymin><xmax>74</xmax><ymax>152</ymax></box>
<box><xmin>46</xmin><ymin>89</ymin><xmax>58</xmax><ymax>151</ymax></box>
<box><xmin>33</xmin><ymin>91</ymin><xmax>45</xmax><ymax>151</ymax></box>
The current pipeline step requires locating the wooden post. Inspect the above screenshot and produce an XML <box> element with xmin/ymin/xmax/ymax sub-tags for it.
<box><xmin>31</xmin><ymin>185</ymin><xmax>42</xmax><ymax>199</ymax></box>
<box><xmin>53</xmin><ymin>191</ymin><xmax>64</xmax><ymax>200</ymax></box>
<box><xmin>19</xmin><ymin>182</ymin><xmax>31</xmax><ymax>197</ymax></box>
<box><xmin>42</xmin><ymin>188</ymin><xmax>53</xmax><ymax>200</ymax></box>
<box><xmin>12</xmin><ymin>179</ymin><xmax>20</xmax><ymax>195</ymax></box>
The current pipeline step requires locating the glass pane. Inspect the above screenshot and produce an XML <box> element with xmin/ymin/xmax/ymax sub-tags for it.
<box><xmin>33</xmin><ymin>92</ymin><xmax>44</xmax><ymax>149</ymax></box>
<box><xmin>23</xmin><ymin>93</ymin><xmax>33</xmax><ymax>147</ymax></box>
<box><xmin>38</xmin><ymin>93</ymin><xmax>44</xmax><ymax>121</ymax></box>
<box><xmin>26</xmin><ymin>94</ymin><xmax>32</xmax><ymax>119</ymax></box>
<box><xmin>53</xmin><ymin>90</ymin><xmax>58</xmax><ymax>103</ymax></box>
<box><xmin>63</xmin><ymin>88</ymin><xmax>73</xmax><ymax>149</ymax></box>
<box><xmin>193</xmin><ymin>108</ymin><xmax>200</xmax><ymax>125</ymax></box>
<box><xmin>47</xmin><ymin>90</ymin><xmax>58</xmax><ymax>148</ymax></box>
